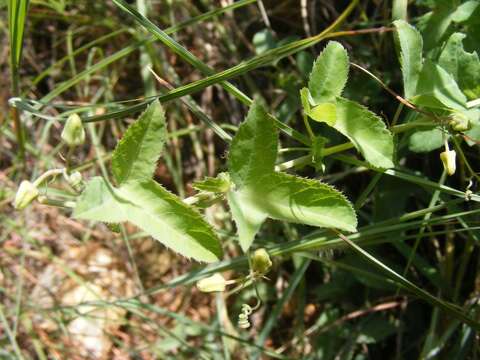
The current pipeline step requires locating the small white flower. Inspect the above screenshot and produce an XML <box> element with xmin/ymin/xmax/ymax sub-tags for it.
<box><xmin>196</xmin><ymin>273</ymin><xmax>226</xmax><ymax>292</ymax></box>
<box><xmin>14</xmin><ymin>180</ymin><xmax>39</xmax><ymax>210</ymax></box>
<box><xmin>61</xmin><ymin>114</ymin><xmax>85</xmax><ymax>146</ymax></box>
<box><xmin>440</xmin><ymin>150</ymin><xmax>456</xmax><ymax>176</ymax></box>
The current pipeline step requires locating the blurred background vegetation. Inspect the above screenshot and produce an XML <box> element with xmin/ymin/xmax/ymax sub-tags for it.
<box><xmin>0</xmin><ymin>0</ymin><xmax>479</xmax><ymax>359</ymax></box>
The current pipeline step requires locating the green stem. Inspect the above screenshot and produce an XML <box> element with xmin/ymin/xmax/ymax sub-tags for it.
<box><xmin>32</xmin><ymin>168</ymin><xmax>64</xmax><ymax>187</ymax></box>
<box><xmin>0</xmin><ymin>305</ymin><xmax>25</xmax><ymax>360</ymax></box>
<box><xmin>303</xmin><ymin>113</ymin><xmax>315</xmax><ymax>141</ymax></box>
<box><xmin>37</xmin><ymin>197</ymin><xmax>76</xmax><ymax>208</ymax></box>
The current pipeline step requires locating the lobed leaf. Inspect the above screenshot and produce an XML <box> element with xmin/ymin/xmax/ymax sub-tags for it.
<box><xmin>227</xmin><ymin>101</ymin><xmax>357</xmax><ymax>251</ymax></box>
<box><xmin>74</xmin><ymin>177</ymin><xmax>222</xmax><ymax>263</ymax></box>
<box><xmin>111</xmin><ymin>100</ymin><xmax>166</xmax><ymax>185</ymax></box>
<box><xmin>393</xmin><ymin>20</ymin><xmax>423</xmax><ymax>99</ymax></box>
<box><xmin>308</xmin><ymin>41</ymin><xmax>349</xmax><ymax>104</ymax></box>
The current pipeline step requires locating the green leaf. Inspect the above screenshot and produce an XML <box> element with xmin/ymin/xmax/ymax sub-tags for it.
<box><xmin>439</xmin><ymin>33</ymin><xmax>480</xmax><ymax>100</ymax></box>
<box><xmin>420</xmin><ymin>7</ymin><xmax>453</xmax><ymax>51</ymax></box>
<box><xmin>111</xmin><ymin>100</ymin><xmax>166</xmax><ymax>185</ymax></box>
<box><xmin>227</xmin><ymin>100</ymin><xmax>357</xmax><ymax>251</ymax></box>
<box><xmin>308</xmin><ymin>41</ymin><xmax>349</xmax><ymax>104</ymax></box>
<box><xmin>413</xmin><ymin>60</ymin><xmax>467</xmax><ymax>110</ymax></box>
<box><xmin>227</xmin><ymin>189</ymin><xmax>268</xmax><ymax>251</ymax></box>
<box><xmin>73</xmin><ymin>177</ymin><xmax>128</xmax><ymax>223</ymax></box>
<box><xmin>308</xmin><ymin>103</ymin><xmax>337</xmax><ymax>126</ymax></box>
<box><xmin>408</xmin><ymin>127</ymin><xmax>444</xmax><ymax>153</ymax></box>
<box><xmin>227</xmin><ymin>100</ymin><xmax>278</xmax><ymax>187</ymax></box>
<box><xmin>393</xmin><ymin>20</ymin><xmax>423</xmax><ymax>99</ymax></box>
<box><xmin>332</xmin><ymin>98</ymin><xmax>395</xmax><ymax>169</ymax></box>
<box><xmin>451</xmin><ymin>1</ymin><xmax>480</xmax><ymax>23</ymax></box>
<box><xmin>301</xmin><ymin>87</ymin><xmax>337</xmax><ymax>125</ymax></box>
<box><xmin>228</xmin><ymin>173</ymin><xmax>357</xmax><ymax>251</ymax></box>
<box><xmin>119</xmin><ymin>180</ymin><xmax>222</xmax><ymax>262</ymax></box>
<box><xmin>74</xmin><ymin>177</ymin><xmax>222</xmax><ymax>263</ymax></box>
<box><xmin>258</xmin><ymin>172</ymin><xmax>357</xmax><ymax>231</ymax></box>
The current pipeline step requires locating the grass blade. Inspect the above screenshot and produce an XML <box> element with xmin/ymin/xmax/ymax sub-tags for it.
<box><xmin>111</xmin><ymin>0</ymin><xmax>360</xmax><ymax>145</ymax></box>
<box><xmin>8</xmin><ymin>0</ymin><xmax>29</xmax><ymax>162</ymax></box>
<box><xmin>334</xmin><ymin>231</ymin><xmax>480</xmax><ymax>331</ymax></box>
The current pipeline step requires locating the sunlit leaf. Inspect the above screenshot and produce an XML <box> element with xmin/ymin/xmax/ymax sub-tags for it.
<box><xmin>308</xmin><ymin>41</ymin><xmax>349</xmax><ymax>104</ymax></box>
<box><xmin>227</xmin><ymin>101</ymin><xmax>357</xmax><ymax>251</ymax></box>
<box><xmin>111</xmin><ymin>100</ymin><xmax>166</xmax><ymax>185</ymax></box>
<box><xmin>333</xmin><ymin>98</ymin><xmax>395</xmax><ymax>169</ymax></box>
<box><xmin>227</xmin><ymin>100</ymin><xmax>278</xmax><ymax>188</ymax></box>
<box><xmin>74</xmin><ymin>177</ymin><xmax>223</xmax><ymax>263</ymax></box>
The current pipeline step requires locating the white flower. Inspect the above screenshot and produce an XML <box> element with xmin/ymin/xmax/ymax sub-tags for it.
<box><xmin>440</xmin><ymin>150</ymin><xmax>456</xmax><ymax>176</ymax></box>
<box><xmin>196</xmin><ymin>273</ymin><xmax>226</xmax><ymax>292</ymax></box>
<box><xmin>61</xmin><ymin>114</ymin><xmax>85</xmax><ymax>146</ymax></box>
<box><xmin>14</xmin><ymin>180</ymin><xmax>39</xmax><ymax>210</ymax></box>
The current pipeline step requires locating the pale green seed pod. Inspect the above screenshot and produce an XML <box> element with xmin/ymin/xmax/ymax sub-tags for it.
<box><xmin>14</xmin><ymin>180</ymin><xmax>39</xmax><ymax>210</ymax></box>
<box><xmin>440</xmin><ymin>150</ymin><xmax>456</xmax><ymax>176</ymax></box>
<box><xmin>251</xmin><ymin>248</ymin><xmax>272</xmax><ymax>275</ymax></box>
<box><xmin>196</xmin><ymin>273</ymin><xmax>226</xmax><ymax>292</ymax></box>
<box><xmin>61</xmin><ymin>114</ymin><xmax>85</xmax><ymax>146</ymax></box>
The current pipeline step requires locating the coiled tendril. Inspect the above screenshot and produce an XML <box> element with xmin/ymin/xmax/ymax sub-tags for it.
<box><xmin>237</xmin><ymin>304</ymin><xmax>253</xmax><ymax>329</ymax></box>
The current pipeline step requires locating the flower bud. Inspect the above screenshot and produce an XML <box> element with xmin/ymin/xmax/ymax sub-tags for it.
<box><xmin>66</xmin><ymin>171</ymin><xmax>84</xmax><ymax>192</ymax></box>
<box><xmin>251</xmin><ymin>248</ymin><xmax>272</xmax><ymax>275</ymax></box>
<box><xmin>61</xmin><ymin>114</ymin><xmax>85</xmax><ymax>146</ymax></box>
<box><xmin>440</xmin><ymin>150</ymin><xmax>456</xmax><ymax>176</ymax></box>
<box><xmin>196</xmin><ymin>273</ymin><xmax>226</xmax><ymax>292</ymax></box>
<box><xmin>14</xmin><ymin>180</ymin><xmax>39</xmax><ymax>210</ymax></box>
<box><xmin>449</xmin><ymin>112</ymin><xmax>471</xmax><ymax>132</ymax></box>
